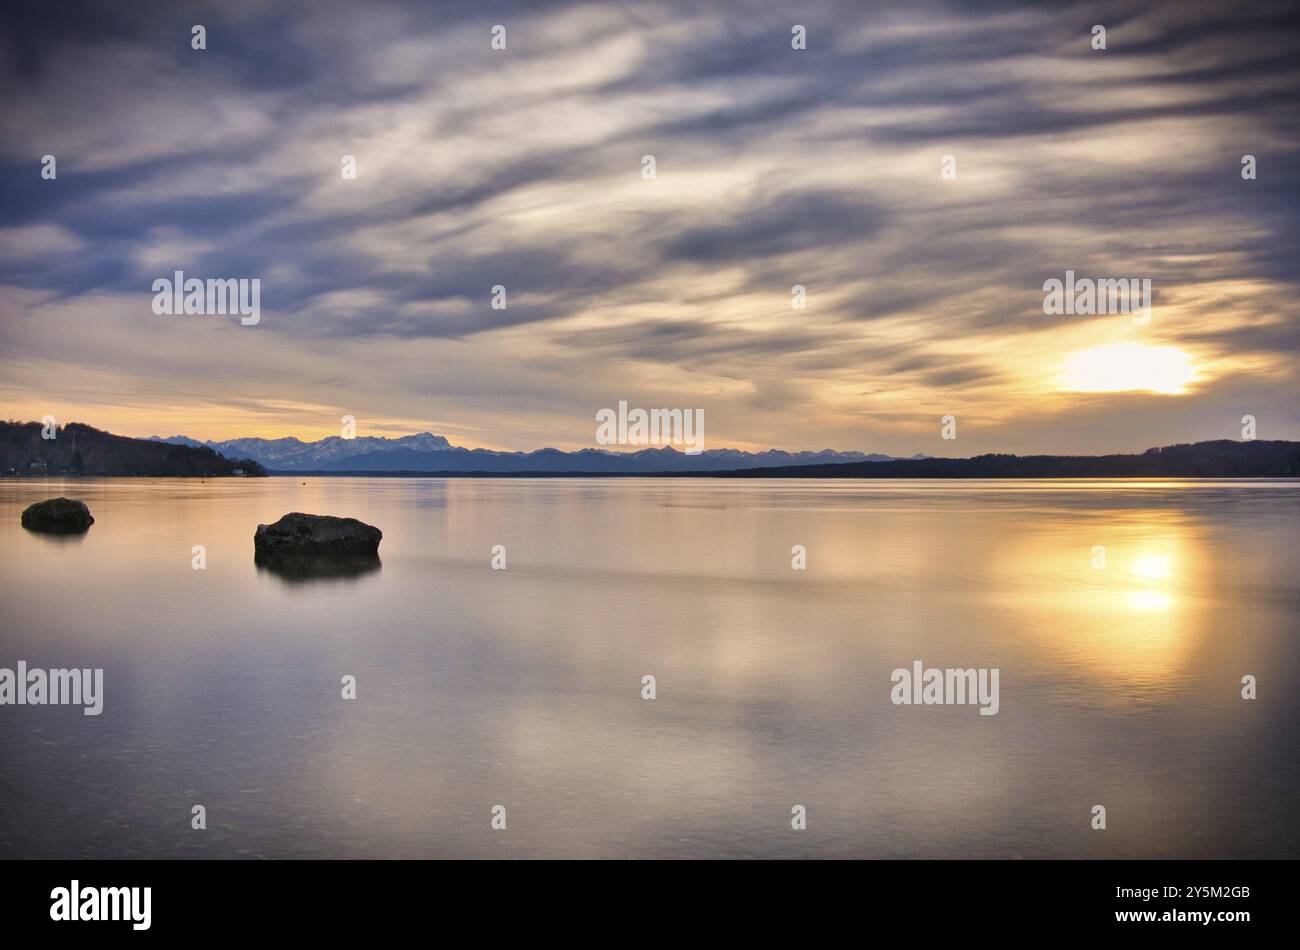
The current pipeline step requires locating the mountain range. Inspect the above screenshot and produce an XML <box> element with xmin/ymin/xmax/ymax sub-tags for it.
<box><xmin>149</xmin><ymin>432</ymin><xmax>924</xmax><ymax>473</ymax></box>
<box><xmin>6</xmin><ymin>422</ymin><xmax>1296</xmax><ymax>479</ymax></box>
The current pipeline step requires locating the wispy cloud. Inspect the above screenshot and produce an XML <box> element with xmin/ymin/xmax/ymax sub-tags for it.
<box><xmin>1</xmin><ymin>0</ymin><xmax>1297</xmax><ymax>452</ymax></box>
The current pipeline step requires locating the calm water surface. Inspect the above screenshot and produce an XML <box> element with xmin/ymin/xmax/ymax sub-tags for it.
<box><xmin>1</xmin><ymin>477</ymin><xmax>1297</xmax><ymax>858</ymax></box>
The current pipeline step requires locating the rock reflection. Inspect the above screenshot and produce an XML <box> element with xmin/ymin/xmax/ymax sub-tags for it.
<box><xmin>22</xmin><ymin>524</ymin><xmax>91</xmax><ymax>542</ymax></box>
<box><xmin>254</xmin><ymin>551</ymin><xmax>381</xmax><ymax>585</ymax></box>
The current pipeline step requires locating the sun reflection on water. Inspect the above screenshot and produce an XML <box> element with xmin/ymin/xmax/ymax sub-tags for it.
<box><xmin>994</xmin><ymin>526</ymin><xmax>1202</xmax><ymax>691</ymax></box>
<box><xmin>1127</xmin><ymin>589</ymin><xmax>1173</xmax><ymax>612</ymax></box>
<box><xmin>1129</xmin><ymin>553</ymin><xmax>1173</xmax><ymax>581</ymax></box>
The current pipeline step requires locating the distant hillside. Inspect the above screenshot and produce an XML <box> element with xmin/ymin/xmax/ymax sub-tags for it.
<box><xmin>2</xmin><ymin>422</ymin><xmax>266</xmax><ymax>477</ymax></box>
<box><xmin>710</xmin><ymin>440</ymin><xmax>1300</xmax><ymax>478</ymax></box>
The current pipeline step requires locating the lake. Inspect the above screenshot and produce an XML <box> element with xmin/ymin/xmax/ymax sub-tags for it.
<box><xmin>1</xmin><ymin>477</ymin><xmax>1297</xmax><ymax>858</ymax></box>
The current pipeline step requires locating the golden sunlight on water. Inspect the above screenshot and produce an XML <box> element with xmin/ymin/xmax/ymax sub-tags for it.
<box><xmin>992</xmin><ymin>526</ymin><xmax>1204</xmax><ymax>692</ymax></box>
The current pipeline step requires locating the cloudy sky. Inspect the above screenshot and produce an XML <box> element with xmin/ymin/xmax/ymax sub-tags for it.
<box><xmin>1</xmin><ymin>0</ymin><xmax>1297</xmax><ymax>455</ymax></box>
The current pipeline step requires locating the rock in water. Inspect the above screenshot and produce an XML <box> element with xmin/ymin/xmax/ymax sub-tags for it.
<box><xmin>21</xmin><ymin>497</ymin><xmax>95</xmax><ymax>532</ymax></box>
<box><xmin>253</xmin><ymin>512</ymin><xmax>381</xmax><ymax>556</ymax></box>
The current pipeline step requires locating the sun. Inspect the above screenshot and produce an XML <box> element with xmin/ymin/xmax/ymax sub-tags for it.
<box><xmin>1059</xmin><ymin>343</ymin><xmax>1197</xmax><ymax>394</ymax></box>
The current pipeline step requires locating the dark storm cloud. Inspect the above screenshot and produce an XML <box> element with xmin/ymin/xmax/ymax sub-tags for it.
<box><xmin>662</xmin><ymin>190</ymin><xmax>887</xmax><ymax>263</ymax></box>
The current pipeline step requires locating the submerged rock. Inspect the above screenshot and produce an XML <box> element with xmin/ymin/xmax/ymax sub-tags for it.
<box><xmin>21</xmin><ymin>497</ymin><xmax>95</xmax><ymax>533</ymax></box>
<box><xmin>253</xmin><ymin>512</ymin><xmax>381</xmax><ymax>556</ymax></box>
